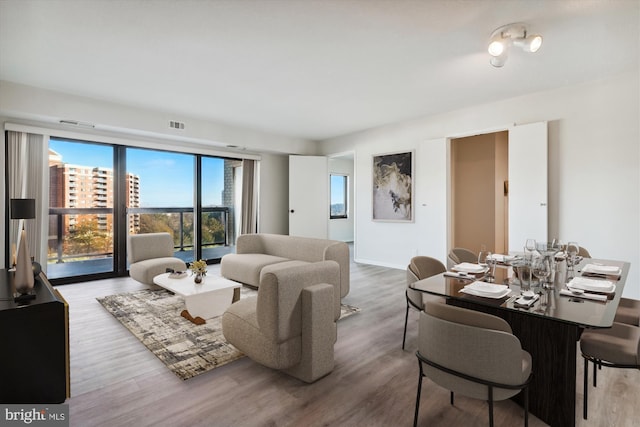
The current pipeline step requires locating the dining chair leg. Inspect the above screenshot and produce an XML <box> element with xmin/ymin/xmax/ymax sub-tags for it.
<box><xmin>524</xmin><ymin>386</ymin><xmax>529</xmax><ymax>427</ymax></box>
<box><xmin>414</xmin><ymin>361</ymin><xmax>424</xmax><ymax>427</ymax></box>
<box><xmin>593</xmin><ymin>359</ymin><xmax>598</xmax><ymax>387</ymax></box>
<box><xmin>450</xmin><ymin>391</ymin><xmax>454</xmax><ymax>405</ymax></box>
<box><xmin>488</xmin><ymin>386</ymin><xmax>494</xmax><ymax>427</ymax></box>
<box><xmin>583</xmin><ymin>357</ymin><xmax>589</xmax><ymax>420</ymax></box>
<box><xmin>402</xmin><ymin>298</ymin><xmax>410</xmax><ymax>350</ymax></box>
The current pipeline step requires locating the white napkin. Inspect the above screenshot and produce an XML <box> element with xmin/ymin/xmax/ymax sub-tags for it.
<box><xmin>567</xmin><ymin>277</ymin><xmax>615</xmax><ymax>293</ymax></box>
<box><xmin>560</xmin><ymin>289</ymin><xmax>607</xmax><ymax>302</ymax></box>
<box><xmin>582</xmin><ymin>263</ymin><xmax>622</xmax><ymax>277</ymax></box>
<box><xmin>453</xmin><ymin>262</ymin><xmax>487</xmax><ymax>274</ymax></box>
<box><xmin>514</xmin><ymin>294</ymin><xmax>540</xmax><ymax>307</ymax></box>
<box><xmin>443</xmin><ymin>271</ymin><xmax>475</xmax><ymax>279</ymax></box>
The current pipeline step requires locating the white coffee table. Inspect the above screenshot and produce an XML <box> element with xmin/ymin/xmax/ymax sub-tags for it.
<box><xmin>153</xmin><ymin>272</ymin><xmax>241</xmax><ymax>323</ymax></box>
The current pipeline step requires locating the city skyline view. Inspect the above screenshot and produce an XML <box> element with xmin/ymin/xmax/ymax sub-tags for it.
<box><xmin>49</xmin><ymin>138</ymin><xmax>225</xmax><ymax>207</ymax></box>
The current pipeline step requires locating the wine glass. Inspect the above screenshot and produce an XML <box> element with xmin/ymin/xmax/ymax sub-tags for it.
<box><xmin>524</xmin><ymin>238</ymin><xmax>537</xmax><ymax>262</ymax></box>
<box><xmin>531</xmin><ymin>256</ymin><xmax>551</xmax><ymax>289</ymax></box>
<box><xmin>566</xmin><ymin>242</ymin><xmax>579</xmax><ymax>279</ymax></box>
<box><xmin>478</xmin><ymin>246</ymin><xmax>493</xmax><ymax>281</ymax></box>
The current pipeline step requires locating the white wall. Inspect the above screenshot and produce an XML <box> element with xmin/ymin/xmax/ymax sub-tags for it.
<box><xmin>0</xmin><ymin>81</ymin><xmax>316</xmax><ymax>156</ymax></box>
<box><xmin>320</xmin><ymin>71</ymin><xmax>640</xmax><ymax>299</ymax></box>
<box><xmin>328</xmin><ymin>157</ymin><xmax>354</xmax><ymax>242</ymax></box>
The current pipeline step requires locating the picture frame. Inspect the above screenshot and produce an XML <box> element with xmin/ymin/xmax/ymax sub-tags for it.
<box><xmin>372</xmin><ymin>151</ymin><xmax>414</xmax><ymax>222</ymax></box>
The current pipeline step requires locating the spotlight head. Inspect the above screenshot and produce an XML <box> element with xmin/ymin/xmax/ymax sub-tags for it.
<box><xmin>488</xmin><ymin>40</ymin><xmax>505</xmax><ymax>57</ymax></box>
<box><xmin>490</xmin><ymin>53</ymin><xmax>508</xmax><ymax>68</ymax></box>
<box><xmin>527</xmin><ymin>34</ymin><xmax>543</xmax><ymax>53</ymax></box>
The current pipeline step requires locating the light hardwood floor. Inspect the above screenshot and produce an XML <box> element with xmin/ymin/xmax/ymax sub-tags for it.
<box><xmin>57</xmin><ymin>260</ymin><xmax>639</xmax><ymax>427</ymax></box>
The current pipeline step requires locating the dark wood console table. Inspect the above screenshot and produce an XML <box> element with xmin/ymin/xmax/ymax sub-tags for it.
<box><xmin>0</xmin><ymin>269</ymin><xmax>70</xmax><ymax>403</ymax></box>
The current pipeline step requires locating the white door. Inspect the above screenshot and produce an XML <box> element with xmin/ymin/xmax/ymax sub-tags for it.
<box><xmin>289</xmin><ymin>155</ymin><xmax>328</xmax><ymax>238</ymax></box>
<box><xmin>508</xmin><ymin>122</ymin><xmax>548</xmax><ymax>251</ymax></box>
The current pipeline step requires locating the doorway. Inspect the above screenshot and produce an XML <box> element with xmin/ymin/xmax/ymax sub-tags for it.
<box><xmin>451</xmin><ymin>131</ymin><xmax>509</xmax><ymax>255</ymax></box>
<box><xmin>449</xmin><ymin>121</ymin><xmax>548</xmax><ymax>256</ymax></box>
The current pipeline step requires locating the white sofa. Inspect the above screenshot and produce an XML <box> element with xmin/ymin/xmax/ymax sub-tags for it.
<box><xmin>221</xmin><ymin>233</ymin><xmax>349</xmax><ymax>317</ymax></box>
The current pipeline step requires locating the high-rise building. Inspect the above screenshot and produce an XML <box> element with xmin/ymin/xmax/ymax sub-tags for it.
<box><xmin>48</xmin><ymin>149</ymin><xmax>141</xmax><ymax>245</ymax></box>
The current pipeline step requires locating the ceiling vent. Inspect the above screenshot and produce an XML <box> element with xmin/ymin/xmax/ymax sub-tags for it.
<box><xmin>59</xmin><ymin>119</ymin><xmax>95</xmax><ymax>128</ymax></box>
<box><xmin>169</xmin><ymin>120</ymin><xmax>185</xmax><ymax>130</ymax></box>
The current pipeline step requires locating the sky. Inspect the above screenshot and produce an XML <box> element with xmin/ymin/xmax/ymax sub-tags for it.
<box><xmin>330</xmin><ymin>174</ymin><xmax>346</xmax><ymax>205</ymax></box>
<box><xmin>50</xmin><ymin>138</ymin><xmax>225</xmax><ymax>207</ymax></box>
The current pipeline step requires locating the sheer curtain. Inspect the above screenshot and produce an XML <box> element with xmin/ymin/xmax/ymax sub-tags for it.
<box><xmin>7</xmin><ymin>131</ymin><xmax>50</xmax><ymax>272</ymax></box>
<box><xmin>240</xmin><ymin>159</ymin><xmax>258</xmax><ymax>235</ymax></box>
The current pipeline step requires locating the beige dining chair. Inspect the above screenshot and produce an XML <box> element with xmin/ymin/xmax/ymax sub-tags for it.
<box><xmin>580</xmin><ymin>322</ymin><xmax>640</xmax><ymax>419</ymax></box>
<box><xmin>403</xmin><ymin>256</ymin><xmax>446</xmax><ymax>349</ymax></box>
<box><xmin>614</xmin><ymin>298</ymin><xmax>640</xmax><ymax>326</ymax></box>
<box><xmin>414</xmin><ymin>300</ymin><xmax>532</xmax><ymax>427</ymax></box>
<box><xmin>577</xmin><ymin>247</ymin><xmax>638</xmax><ymax>326</ymax></box>
<box><xmin>577</xmin><ymin>246</ymin><xmax>591</xmax><ymax>258</ymax></box>
<box><xmin>447</xmin><ymin>247</ymin><xmax>477</xmax><ymax>270</ymax></box>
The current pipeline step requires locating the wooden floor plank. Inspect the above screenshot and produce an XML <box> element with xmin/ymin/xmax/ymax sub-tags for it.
<box><xmin>57</xmin><ymin>261</ymin><xmax>640</xmax><ymax>426</ymax></box>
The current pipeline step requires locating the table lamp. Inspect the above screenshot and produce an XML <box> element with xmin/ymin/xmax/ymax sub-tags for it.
<box><xmin>11</xmin><ymin>198</ymin><xmax>36</xmax><ymax>296</ymax></box>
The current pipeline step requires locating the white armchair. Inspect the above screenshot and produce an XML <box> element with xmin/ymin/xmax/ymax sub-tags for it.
<box><xmin>128</xmin><ymin>232</ymin><xmax>187</xmax><ymax>285</ymax></box>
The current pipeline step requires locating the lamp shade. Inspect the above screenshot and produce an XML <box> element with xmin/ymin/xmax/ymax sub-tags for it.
<box><xmin>10</xmin><ymin>199</ymin><xmax>36</xmax><ymax>220</ymax></box>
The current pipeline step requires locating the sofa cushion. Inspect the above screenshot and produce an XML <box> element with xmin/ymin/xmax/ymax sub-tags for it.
<box><xmin>129</xmin><ymin>257</ymin><xmax>187</xmax><ymax>286</ymax></box>
<box><xmin>222</xmin><ymin>296</ymin><xmax>301</xmax><ymax>369</ymax></box>
<box><xmin>220</xmin><ymin>253</ymin><xmax>290</xmax><ymax>287</ymax></box>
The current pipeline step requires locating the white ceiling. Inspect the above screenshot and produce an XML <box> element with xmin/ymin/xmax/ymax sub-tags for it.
<box><xmin>1</xmin><ymin>0</ymin><xmax>638</xmax><ymax>141</ymax></box>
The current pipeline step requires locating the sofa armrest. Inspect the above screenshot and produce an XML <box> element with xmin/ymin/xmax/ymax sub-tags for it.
<box><xmin>323</xmin><ymin>242</ymin><xmax>350</xmax><ymax>298</ymax></box>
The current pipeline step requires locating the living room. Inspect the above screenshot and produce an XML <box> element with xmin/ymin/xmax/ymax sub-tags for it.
<box><xmin>1</xmin><ymin>1</ymin><xmax>639</xmax><ymax>426</ymax></box>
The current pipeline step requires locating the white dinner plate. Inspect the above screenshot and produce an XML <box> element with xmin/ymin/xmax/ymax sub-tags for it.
<box><xmin>452</xmin><ymin>262</ymin><xmax>488</xmax><ymax>274</ymax></box>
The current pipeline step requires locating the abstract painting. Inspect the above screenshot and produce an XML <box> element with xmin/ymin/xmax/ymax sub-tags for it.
<box><xmin>372</xmin><ymin>151</ymin><xmax>413</xmax><ymax>221</ymax></box>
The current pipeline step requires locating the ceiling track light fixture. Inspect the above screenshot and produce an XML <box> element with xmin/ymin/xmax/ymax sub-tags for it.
<box><xmin>487</xmin><ymin>23</ymin><xmax>542</xmax><ymax>67</ymax></box>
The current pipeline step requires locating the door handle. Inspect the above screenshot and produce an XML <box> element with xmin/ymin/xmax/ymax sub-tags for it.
<box><xmin>290</xmin><ymin>209</ymin><xmax>295</xmax><ymax>213</ymax></box>
<box><xmin>540</xmin><ymin>203</ymin><xmax>547</xmax><ymax>206</ymax></box>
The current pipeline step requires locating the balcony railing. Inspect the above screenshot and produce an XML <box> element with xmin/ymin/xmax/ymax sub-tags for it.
<box><xmin>47</xmin><ymin>206</ymin><xmax>233</xmax><ymax>279</ymax></box>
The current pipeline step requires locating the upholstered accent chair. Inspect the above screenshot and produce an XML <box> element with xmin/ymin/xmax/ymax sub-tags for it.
<box><xmin>414</xmin><ymin>300</ymin><xmax>533</xmax><ymax>427</ymax></box>
<box><xmin>222</xmin><ymin>260</ymin><xmax>339</xmax><ymax>383</ymax></box>
<box><xmin>579</xmin><ymin>322</ymin><xmax>640</xmax><ymax>419</ymax></box>
<box><xmin>128</xmin><ymin>232</ymin><xmax>187</xmax><ymax>285</ymax></box>
<box><xmin>447</xmin><ymin>247</ymin><xmax>477</xmax><ymax>270</ymax></box>
<box><xmin>403</xmin><ymin>256</ymin><xmax>446</xmax><ymax>349</ymax></box>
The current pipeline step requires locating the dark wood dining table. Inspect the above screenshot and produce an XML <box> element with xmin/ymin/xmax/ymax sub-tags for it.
<box><xmin>411</xmin><ymin>257</ymin><xmax>630</xmax><ymax>427</ymax></box>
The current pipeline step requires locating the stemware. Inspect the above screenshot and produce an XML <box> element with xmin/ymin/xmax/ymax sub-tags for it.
<box><xmin>478</xmin><ymin>246</ymin><xmax>494</xmax><ymax>282</ymax></box>
<box><xmin>566</xmin><ymin>241</ymin><xmax>579</xmax><ymax>279</ymax></box>
<box><xmin>524</xmin><ymin>238</ymin><xmax>537</xmax><ymax>261</ymax></box>
<box><xmin>531</xmin><ymin>256</ymin><xmax>551</xmax><ymax>289</ymax></box>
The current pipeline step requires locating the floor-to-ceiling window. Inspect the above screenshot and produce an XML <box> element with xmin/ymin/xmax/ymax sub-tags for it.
<box><xmin>45</xmin><ymin>138</ymin><xmax>241</xmax><ymax>284</ymax></box>
<box><xmin>48</xmin><ymin>138</ymin><xmax>116</xmax><ymax>280</ymax></box>
<box><xmin>126</xmin><ymin>147</ymin><xmax>196</xmax><ymax>265</ymax></box>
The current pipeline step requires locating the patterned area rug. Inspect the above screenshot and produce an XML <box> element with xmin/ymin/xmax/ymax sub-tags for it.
<box><xmin>97</xmin><ymin>287</ymin><xmax>360</xmax><ymax>380</ymax></box>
